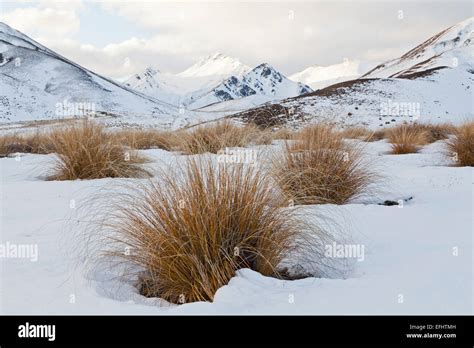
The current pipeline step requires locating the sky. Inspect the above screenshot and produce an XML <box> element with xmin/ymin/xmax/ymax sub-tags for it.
<box><xmin>0</xmin><ymin>0</ymin><xmax>472</xmax><ymax>79</ymax></box>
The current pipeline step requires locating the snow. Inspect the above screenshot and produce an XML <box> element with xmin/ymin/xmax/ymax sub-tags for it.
<box><xmin>1</xmin><ymin>139</ymin><xmax>472</xmax><ymax>314</ymax></box>
<box><xmin>290</xmin><ymin>60</ymin><xmax>376</xmax><ymax>90</ymax></box>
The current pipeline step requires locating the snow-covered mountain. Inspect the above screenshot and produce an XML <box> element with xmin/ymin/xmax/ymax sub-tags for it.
<box><xmin>0</xmin><ymin>22</ymin><xmax>181</xmax><ymax>125</ymax></box>
<box><xmin>233</xmin><ymin>17</ymin><xmax>474</xmax><ymax>129</ymax></box>
<box><xmin>125</xmin><ymin>56</ymin><xmax>310</xmax><ymax>111</ymax></box>
<box><xmin>188</xmin><ymin>63</ymin><xmax>312</xmax><ymax>109</ymax></box>
<box><xmin>124</xmin><ymin>53</ymin><xmax>251</xmax><ymax>107</ymax></box>
<box><xmin>122</xmin><ymin>67</ymin><xmax>184</xmax><ymax>106</ymax></box>
<box><xmin>290</xmin><ymin>60</ymin><xmax>376</xmax><ymax>90</ymax></box>
<box><xmin>362</xmin><ymin>17</ymin><xmax>473</xmax><ymax>79</ymax></box>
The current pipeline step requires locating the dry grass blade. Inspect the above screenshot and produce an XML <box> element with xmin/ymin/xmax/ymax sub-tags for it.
<box><xmin>272</xmin><ymin>123</ymin><xmax>376</xmax><ymax>205</ymax></box>
<box><xmin>48</xmin><ymin>120</ymin><xmax>149</xmax><ymax>180</ymax></box>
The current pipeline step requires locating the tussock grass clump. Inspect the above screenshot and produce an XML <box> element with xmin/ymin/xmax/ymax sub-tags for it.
<box><xmin>106</xmin><ymin>158</ymin><xmax>324</xmax><ymax>303</ymax></box>
<box><xmin>341</xmin><ymin>127</ymin><xmax>389</xmax><ymax>142</ymax></box>
<box><xmin>0</xmin><ymin>133</ymin><xmax>23</xmax><ymax>157</ymax></box>
<box><xmin>180</xmin><ymin>120</ymin><xmax>258</xmax><ymax>154</ymax></box>
<box><xmin>365</xmin><ymin>129</ymin><xmax>387</xmax><ymax>142</ymax></box>
<box><xmin>340</xmin><ymin>126</ymin><xmax>373</xmax><ymax>140</ymax></box>
<box><xmin>48</xmin><ymin>121</ymin><xmax>149</xmax><ymax>180</ymax></box>
<box><xmin>387</xmin><ymin>124</ymin><xmax>428</xmax><ymax>154</ymax></box>
<box><xmin>272</xmin><ymin>123</ymin><xmax>376</xmax><ymax>205</ymax></box>
<box><xmin>0</xmin><ymin>131</ymin><xmax>55</xmax><ymax>156</ymax></box>
<box><xmin>271</xmin><ymin>127</ymin><xmax>295</xmax><ymax>141</ymax></box>
<box><xmin>410</xmin><ymin>123</ymin><xmax>455</xmax><ymax>144</ymax></box>
<box><xmin>246</xmin><ymin>127</ymin><xmax>295</xmax><ymax>146</ymax></box>
<box><xmin>113</xmin><ymin>129</ymin><xmax>180</xmax><ymax>151</ymax></box>
<box><xmin>446</xmin><ymin>121</ymin><xmax>474</xmax><ymax>166</ymax></box>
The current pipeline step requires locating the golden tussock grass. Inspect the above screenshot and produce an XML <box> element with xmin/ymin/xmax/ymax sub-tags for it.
<box><xmin>102</xmin><ymin>157</ymin><xmax>329</xmax><ymax>303</ymax></box>
<box><xmin>342</xmin><ymin>123</ymin><xmax>455</xmax><ymax>145</ymax></box>
<box><xmin>272</xmin><ymin>123</ymin><xmax>376</xmax><ymax>205</ymax></box>
<box><xmin>446</xmin><ymin>121</ymin><xmax>474</xmax><ymax>166</ymax></box>
<box><xmin>340</xmin><ymin>126</ymin><xmax>373</xmax><ymax>140</ymax></box>
<box><xmin>387</xmin><ymin>124</ymin><xmax>429</xmax><ymax>154</ymax></box>
<box><xmin>47</xmin><ymin>121</ymin><xmax>149</xmax><ymax>180</ymax></box>
<box><xmin>179</xmin><ymin>120</ymin><xmax>259</xmax><ymax>154</ymax></box>
<box><xmin>0</xmin><ymin>131</ymin><xmax>56</xmax><ymax>156</ymax></box>
<box><xmin>112</xmin><ymin>128</ymin><xmax>180</xmax><ymax>151</ymax></box>
<box><xmin>409</xmin><ymin>123</ymin><xmax>455</xmax><ymax>144</ymax></box>
<box><xmin>341</xmin><ymin>127</ymin><xmax>388</xmax><ymax>142</ymax></box>
<box><xmin>271</xmin><ymin>127</ymin><xmax>295</xmax><ymax>141</ymax></box>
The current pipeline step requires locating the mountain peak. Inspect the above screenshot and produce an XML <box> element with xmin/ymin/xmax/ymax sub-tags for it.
<box><xmin>143</xmin><ymin>66</ymin><xmax>160</xmax><ymax>76</ymax></box>
<box><xmin>178</xmin><ymin>53</ymin><xmax>250</xmax><ymax>78</ymax></box>
<box><xmin>207</xmin><ymin>52</ymin><xmax>229</xmax><ymax>61</ymax></box>
<box><xmin>249</xmin><ymin>63</ymin><xmax>283</xmax><ymax>80</ymax></box>
<box><xmin>253</xmin><ymin>62</ymin><xmax>273</xmax><ymax>70</ymax></box>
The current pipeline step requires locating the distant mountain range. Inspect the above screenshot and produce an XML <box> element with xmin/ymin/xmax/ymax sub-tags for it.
<box><xmin>234</xmin><ymin>17</ymin><xmax>474</xmax><ymax>129</ymax></box>
<box><xmin>0</xmin><ymin>17</ymin><xmax>472</xmax><ymax>129</ymax></box>
<box><xmin>124</xmin><ymin>53</ymin><xmax>312</xmax><ymax>110</ymax></box>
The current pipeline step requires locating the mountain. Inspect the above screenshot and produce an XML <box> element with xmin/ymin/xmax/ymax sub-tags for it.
<box><xmin>124</xmin><ymin>53</ymin><xmax>251</xmax><ymax>107</ymax></box>
<box><xmin>0</xmin><ymin>22</ymin><xmax>179</xmax><ymax>125</ymax></box>
<box><xmin>188</xmin><ymin>63</ymin><xmax>312</xmax><ymax>109</ymax></box>
<box><xmin>362</xmin><ymin>17</ymin><xmax>473</xmax><ymax>79</ymax></box>
<box><xmin>290</xmin><ymin>60</ymin><xmax>376</xmax><ymax>90</ymax></box>
<box><xmin>232</xmin><ymin>17</ymin><xmax>474</xmax><ymax>129</ymax></box>
<box><xmin>123</xmin><ymin>67</ymin><xmax>184</xmax><ymax>106</ymax></box>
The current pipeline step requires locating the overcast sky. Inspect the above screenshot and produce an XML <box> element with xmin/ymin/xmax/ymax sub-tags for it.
<box><xmin>1</xmin><ymin>0</ymin><xmax>472</xmax><ymax>79</ymax></box>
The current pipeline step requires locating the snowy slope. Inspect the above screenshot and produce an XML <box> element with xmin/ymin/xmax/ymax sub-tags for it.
<box><xmin>189</xmin><ymin>63</ymin><xmax>312</xmax><ymax>109</ymax></box>
<box><xmin>122</xmin><ymin>67</ymin><xmax>183</xmax><ymax>106</ymax></box>
<box><xmin>0</xmin><ymin>22</ymin><xmax>179</xmax><ymax>124</ymax></box>
<box><xmin>290</xmin><ymin>60</ymin><xmax>376</xmax><ymax>90</ymax></box>
<box><xmin>362</xmin><ymin>17</ymin><xmax>474</xmax><ymax>78</ymax></box>
<box><xmin>234</xmin><ymin>18</ymin><xmax>474</xmax><ymax>129</ymax></box>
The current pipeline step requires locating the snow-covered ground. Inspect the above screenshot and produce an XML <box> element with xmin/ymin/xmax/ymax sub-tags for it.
<box><xmin>0</xmin><ymin>139</ymin><xmax>472</xmax><ymax>314</ymax></box>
